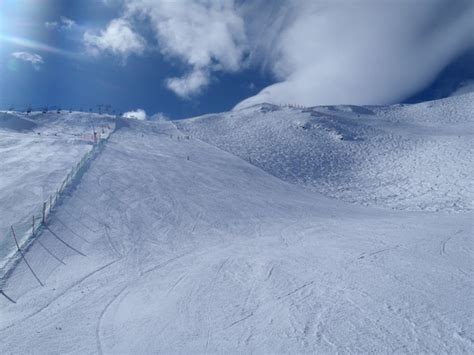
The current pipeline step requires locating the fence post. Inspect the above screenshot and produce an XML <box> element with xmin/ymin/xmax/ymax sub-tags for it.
<box><xmin>32</xmin><ymin>215</ymin><xmax>35</xmax><ymax>236</ymax></box>
<box><xmin>10</xmin><ymin>226</ymin><xmax>44</xmax><ymax>286</ymax></box>
<box><xmin>0</xmin><ymin>290</ymin><xmax>16</xmax><ymax>304</ymax></box>
<box><xmin>45</xmin><ymin>226</ymin><xmax>86</xmax><ymax>256</ymax></box>
<box><xmin>42</xmin><ymin>202</ymin><xmax>46</xmax><ymax>224</ymax></box>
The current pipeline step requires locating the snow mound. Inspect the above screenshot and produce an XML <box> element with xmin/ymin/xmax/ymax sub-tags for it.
<box><xmin>177</xmin><ymin>93</ymin><xmax>474</xmax><ymax>212</ymax></box>
<box><xmin>0</xmin><ymin>112</ymin><xmax>37</xmax><ymax>131</ymax></box>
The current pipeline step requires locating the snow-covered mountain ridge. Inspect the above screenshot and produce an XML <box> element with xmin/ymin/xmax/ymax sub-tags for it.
<box><xmin>177</xmin><ymin>92</ymin><xmax>474</xmax><ymax>212</ymax></box>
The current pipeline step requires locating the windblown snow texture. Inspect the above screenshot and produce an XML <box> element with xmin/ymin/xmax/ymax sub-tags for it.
<box><xmin>178</xmin><ymin>94</ymin><xmax>474</xmax><ymax>212</ymax></box>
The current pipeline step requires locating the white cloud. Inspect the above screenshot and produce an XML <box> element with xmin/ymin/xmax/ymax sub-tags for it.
<box><xmin>126</xmin><ymin>0</ymin><xmax>246</xmax><ymax>69</ymax></box>
<box><xmin>11</xmin><ymin>51</ymin><xmax>44</xmax><ymax>70</ymax></box>
<box><xmin>87</xmin><ymin>0</ymin><xmax>474</xmax><ymax>105</ymax></box>
<box><xmin>84</xmin><ymin>18</ymin><xmax>146</xmax><ymax>59</ymax></box>
<box><xmin>121</xmin><ymin>0</ymin><xmax>247</xmax><ymax>97</ymax></box>
<box><xmin>123</xmin><ymin>109</ymin><xmax>170</xmax><ymax>121</ymax></box>
<box><xmin>235</xmin><ymin>0</ymin><xmax>474</xmax><ymax>108</ymax></box>
<box><xmin>149</xmin><ymin>112</ymin><xmax>170</xmax><ymax>121</ymax></box>
<box><xmin>166</xmin><ymin>69</ymin><xmax>210</xmax><ymax>98</ymax></box>
<box><xmin>45</xmin><ymin>21</ymin><xmax>58</xmax><ymax>29</ymax></box>
<box><xmin>60</xmin><ymin>16</ymin><xmax>75</xmax><ymax>29</ymax></box>
<box><xmin>45</xmin><ymin>16</ymin><xmax>75</xmax><ymax>30</ymax></box>
<box><xmin>123</xmin><ymin>109</ymin><xmax>147</xmax><ymax>120</ymax></box>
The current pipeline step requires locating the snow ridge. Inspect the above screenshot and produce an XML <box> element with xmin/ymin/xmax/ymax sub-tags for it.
<box><xmin>177</xmin><ymin>93</ymin><xmax>474</xmax><ymax>212</ymax></box>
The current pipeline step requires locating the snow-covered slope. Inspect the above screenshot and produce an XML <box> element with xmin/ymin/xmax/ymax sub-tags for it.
<box><xmin>177</xmin><ymin>93</ymin><xmax>474</xmax><ymax>212</ymax></box>
<box><xmin>451</xmin><ymin>81</ymin><xmax>474</xmax><ymax>96</ymax></box>
<box><xmin>0</xmin><ymin>99</ymin><xmax>472</xmax><ymax>353</ymax></box>
<box><xmin>0</xmin><ymin>111</ymin><xmax>114</xmax><ymax>270</ymax></box>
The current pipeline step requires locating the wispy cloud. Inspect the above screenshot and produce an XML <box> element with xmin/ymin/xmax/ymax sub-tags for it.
<box><xmin>45</xmin><ymin>16</ymin><xmax>75</xmax><ymax>30</ymax></box>
<box><xmin>83</xmin><ymin>18</ymin><xmax>146</xmax><ymax>61</ymax></box>
<box><xmin>45</xmin><ymin>21</ymin><xmax>58</xmax><ymax>29</ymax></box>
<box><xmin>60</xmin><ymin>16</ymin><xmax>75</xmax><ymax>29</ymax></box>
<box><xmin>123</xmin><ymin>108</ymin><xmax>147</xmax><ymax>120</ymax></box>
<box><xmin>11</xmin><ymin>51</ymin><xmax>44</xmax><ymax>70</ymax></box>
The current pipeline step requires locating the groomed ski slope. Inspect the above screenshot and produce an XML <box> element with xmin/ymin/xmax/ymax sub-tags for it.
<box><xmin>0</xmin><ymin>111</ymin><xmax>113</xmax><ymax>270</ymax></box>
<box><xmin>0</xmin><ymin>97</ymin><xmax>473</xmax><ymax>353</ymax></box>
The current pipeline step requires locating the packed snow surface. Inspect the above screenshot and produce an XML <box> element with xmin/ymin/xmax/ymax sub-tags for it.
<box><xmin>0</xmin><ymin>111</ymin><xmax>113</xmax><ymax>270</ymax></box>
<box><xmin>0</xmin><ymin>95</ymin><xmax>473</xmax><ymax>353</ymax></box>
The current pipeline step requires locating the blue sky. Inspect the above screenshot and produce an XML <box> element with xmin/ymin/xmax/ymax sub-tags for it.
<box><xmin>0</xmin><ymin>0</ymin><xmax>273</xmax><ymax>118</ymax></box>
<box><xmin>1</xmin><ymin>0</ymin><xmax>473</xmax><ymax>119</ymax></box>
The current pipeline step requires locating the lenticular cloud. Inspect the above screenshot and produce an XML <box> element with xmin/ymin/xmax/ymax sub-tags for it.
<box><xmin>235</xmin><ymin>0</ymin><xmax>474</xmax><ymax>108</ymax></box>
